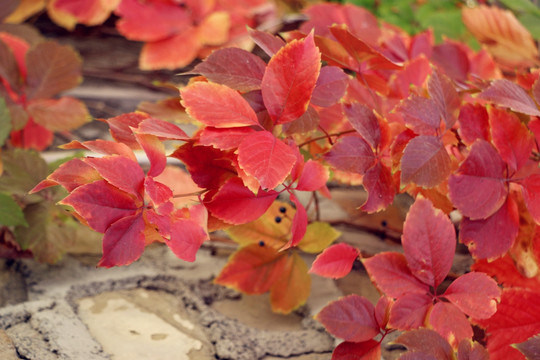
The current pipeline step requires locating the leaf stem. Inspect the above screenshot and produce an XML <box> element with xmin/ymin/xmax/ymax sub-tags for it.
<box><xmin>298</xmin><ymin>129</ymin><xmax>356</xmax><ymax>147</ymax></box>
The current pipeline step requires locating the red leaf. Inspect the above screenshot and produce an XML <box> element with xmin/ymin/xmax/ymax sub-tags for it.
<box><xmin>198</xmin><ymin>127</ymin><xmax>255</xmax><ymax>151</ymax></box>
<box><xmin>115</xmin><ymin>0</ymin><xmax>190</xmax><ymax>42</ymax></box>
<box><xmin>395</xmin><ymin>328</ymin><xmax>454</xmax><ymax>360</ymax></box>
<box><xmin>191</xmin><ymin>48</ymin><xmax>266</xmax><ymax>92</ymax></box>
<box><xmin>295</xmin><ymin>160</ymin><xmax>329</xmax><ymax>192</ymax></box>
<box><xmin>474</xmin><ymin>288</ymin><xmax>540</xmax><ymax>360</ymax></box>
<box><xmin>375</xmin><ymin>296</ymin><xmax>391</xmax><ymax>329</ymax></box>
<box><xmin>480</xmin><ymin>79</ymin><xmax>540</xmax><ymax>116</ymax></box>
<box><xmin>400</xmin><ymin>135</ymin><xmax>452</xmax><ymax>188</ymax></box>
<box><xmin>97</xmin><ymin>213</ymin><xmax>146</xmax><ymax>268</ymax></box>
<box><xmin>60</xmin><ymin>139</ymin><xmax>136</xmax><ymax>161</ymax></box>
<box><xmin>429</xmin><ymin>302</ymin><xmax>474</xmax><ymax>348</ymax></box>
<box><xmin>402</xmin><ymin>197</ymin><xmax>456</xmax><ymax>288</ymax></box>
<box><xmin>8</xmin><ymin>119</ymin><xmax>53</xmax><ymax>151</ymax></box>
<box><xmin>301</xmin><ymin>3</ymin><xmax>380</xmax><ymax>45</ymax></box>
<box><xmin>457</xmin><ymin>340</ymin><xmax>489</xmax><ymax>360</ymax></box>
<box><xmin>204</xmin><ymin>177</ymin><xmax>278</xmax><ymax>224</ymax></box>
<box><xmin>515</xmin><ymin>334</ymin><xmax>540</xmax><ymax>360</ymax></box>
<box><xmin>139</xmin><ymin>29</ymin><xmax>199</xmax><ymax>70</ymax></box>
<box><xmin>431</xmin><ymin>42</ymin><xmax>469</xmax><ymax>83</ymax></box>
<box><xmin>329</xmin><ymin>24</ymin><xmax>400</xmax><ymax>71</ymax></box>
<box><xmin>282</xmin><ymin>105</ymin><xmax>320</xmax><ymax>135</ymax></box>
<box><xmin>143</xmin><ymin>177</ymin><xmax>172</xmax><ymax>209</ymax></box>
<box><xmin>135</xmin><ymin>117</ymin><xmax>188</xmax><ymax>141</ymax></box>
<box><xmin>181</xmin><ymin>82</ymin><xmax>259</xmax><ymax>128</ymax></box>
<box><xmin>398</xmin><ymin>95</ymin><xmax>441</xmax><ymax>136</ymax></box>
<box><xmin>31</xmin><ymin>158</ymin><xmax>101</xmax><ymax>193</ymax></box>
<box><xmin>360</xmin><ymin>162</ymin><xmax>396</xmax><ymax>213</ymax></box>
<box><xmin>362</xmin><ymin>252</ymin><xmax>430</xmax><ymax>298</ymax></box>
<box><xmin>281</xmin><ymin>194</ymin><xmax>307</xmax><ymax>250</ymax></box>
<box><xmin>343</xmin><ymin>102</ymin><xmax>380</xmax><ymax>149</ymax></box>
<box><xmin>103</xmin><ymin>112</ymin><xmax>149</xmax><ymax>148</ymax></box>
<box><xmin>449</xmin><ymin>140</ymin><xmax>507</xmax><ymax>220</ymax></box>
<box><xmin>443</xmin><ymin>272</ymin><xmax>501</xmax><ymax>319</ymax></box>
<box><xmin>237</xmin><ymin>131</ymin><xmax>297</xmax><ymax>190</ymax></box>
<box><xmin>60</xmin><ymin>180</ymin><xmax>140</xmax><ymax>233</ymax></box>
<box><xmin>324</xmin><ymin>135</ymin><xmax>376</xmax><ymax>174</ymax></box>
<box><xmin>519</xmin><ymin>174</ymin><xmax>540</xmax><ymax>224</ymax></box>
<box><xmin>311</xmin><ymin>66</ymin><xmax>349</xmax><ymax>107</ymax></box>
<box><xmin>309</xmin><ymin>242</ymin><xmax>359</xmax><ymax>279</ymax></box>
<box><xmin>247</xmin><ymin>27</ymin><xmax>285</xmax><ymax>57</ymax></box>
<box><xmin>171</xmin><ymin>143</ymin><xmax>236</xmax><ymax>189</ymax></box>
<box><xmin>458</xmin><ymin>104</ymin><xmax>490</xmax><ymax>146</ymax></box>
<box><xmin>261</xmin><ymin>32</ymin><xmax>321</xmax><ymax>124</ymax></box>
<box><xmin>214</xmin><ymin>243</ymin><xmax>288</xmax><ymax>294</ymax></box>
<box><xmin>168</xmin><ymin>205</ymin><xmax>208</xmax><ymax>262</ymax></box>
<box><xmin>269</xmin><ymin>252</ymin><xmax>311</xmax><ymax>314</ymax></box>
<box><xmin>460</xmin><ymin>196</ymin><xmax>519</xmax><ymax>259</ymax></box>
<box><xmin>316</xmin><ymin>294</ymin><xmax>379</xmax><ymax>342</ymax></box>
<box><xmin>135</xmin><ymin>133</ymin><xmax>166</xmax><ymax>177</ymax></box>
<box><xmin>472</xmin><ymin>254</ymin><xmax>540</xmax><ymax>289</ymax></box>
<box><xmin>332</xmin><ymin>340</ymin><xmax>381</xmax><ymax>360</ymax></box>
<box><xmin>388</xmin><ymin>293</ymin><xmax>432</xmax><ymax>330</ymax></box>
<box><xmin>84</xmin><ymin>156</ymin><xmax>144</xmax><ymax>198</ymax></box>
<box><xmin>428</xmin><ymin>70</ymin><xmax>460</xmax><ymax>129</ymax></box>
<box><xmin>489</xmin><ymin>107</ymin><xmax>535</xmax><ymax>172</ymax></box>
<box><xmin>390</xmin><ymin>56</ymin><xmax>431</xmax><ymax>99</ymax></box>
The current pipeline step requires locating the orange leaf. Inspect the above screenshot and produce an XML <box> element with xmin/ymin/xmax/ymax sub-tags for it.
<box><xmin>214</xmin><ymin>243</ymin><xmax>288</xmax><ymax>294</ymax></box>
<box><xmin>462</xmin><ymin>5</ymin><xmax>538</xmax><ymax>69</ymax></box>
<box><xmin>47</xmin><ymin>0</ymin><xmax>121</xmax><ymax>30</ymax></box>
<box><xmin>139</xmin><ymin>28</ymin><xmax>200</xmax><ymax>70</ymax></box>
<box><xmin>27</xmin><ymin>97</ymin><xmax>90</xmax><ymax>132</ymax></box>
<box><xmin>197</xmin><ymin>11</ymin><xmax>230</xmax><ymax>46</ymax></box>
<box><xmin>270</xmin><ymin>252</ymin><xmax>311</xmax><ymax>314</ymax></box>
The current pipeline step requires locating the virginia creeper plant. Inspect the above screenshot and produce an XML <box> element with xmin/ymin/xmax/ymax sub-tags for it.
<box><xmin>4</xmin><ymin>1</ymin><xmax>540</xmax><ymax>359</ymax></box>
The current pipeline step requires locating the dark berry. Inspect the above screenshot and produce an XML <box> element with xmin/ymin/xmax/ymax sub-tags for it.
<box><xmin>275</xmin><ymin>216</ymin><xmax>282</xmax><ymax>223</ymax></box>
<box><xmin>279</xmin><ymin>206</ymin><xmax>287</xmax><ymax>214</ymax></box>
<box><xmin>258</xmin><ymin>240</ymin><xmax>265</xmax><ymax>247</ymax></box>
<box><xmin>381</xmin><ymin>220</ymin><xmax>388</xmax><ymax>227</ymax></box>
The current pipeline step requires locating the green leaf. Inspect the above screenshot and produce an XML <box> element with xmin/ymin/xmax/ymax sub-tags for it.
<box><xmin>518</xmin><ymin>13</ymin><xmax>540</xmax><ymax>40</ymax></box>
<box><xmin>0</xmin><ymin>97</ymin><xmax>11</xmax><ymax>146</ymax></box>
<box><xmin>417</xmin><ymin>7</ymin><xmax>465</xmax><ymax>42</ymax></box>
<box><xmin>0</xmin><ymin>193</ymin><xmax>27</xmax><ymax>226</ymax></box>
<box><xmin>14</xmin><ymin>201</ymin><xmax>76</xmax><ymax>263</ymax></box>
<box><xmin>498</xmin><ymin>0</ymin><xmax>540</xmax><ymax>17</ymax></box>
<box><xmin>0</xmin><ymin>149</ymin><xmax>48</xmax><ymax>201</ymax></box>
<box><xmin>297</xmin><ymin>222</ymin><xmax>341</xmax><ymax>253</ymax></box>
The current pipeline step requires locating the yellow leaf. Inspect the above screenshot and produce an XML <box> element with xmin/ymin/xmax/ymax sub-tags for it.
<box><xmin>270</xmin><ymin>252</ymin><xmax>311</xmax><ymax>314</ymax></box>
<box><xmin>4</xmin><ymin>0</ymin><xmax>46</xmax><ymax>23</ymax></box>
<box><xmin>298</xmin><ymin>221</ymin><xmax>341</xmax><ymax>254</ymax></box>
<box><xmin>226</xmin><ymin>201</ymin><xmax>295</xmax><ymax>249</ymax></box>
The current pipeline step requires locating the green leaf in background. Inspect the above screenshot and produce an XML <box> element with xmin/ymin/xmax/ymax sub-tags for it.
<box><xmin>0</xmin><ymin>97</ymin><xmax>11</xmax><ymax>146</ymax></box>
<box><xmin>0</xmin><ymin>148</ymin><xmax>48</xmax><ymax>201</ymax></box>
<box><xmin>517</xmin><ymin>12</ymin><xmax>540</xmax><ymax>40</ymax></box>
<box><xmin>0</xmin><ymin>193</ymin><xmax>27</xmax><ymax>227</ymax></box>
<box><xmin>497</xmin><ymin>0</ymin><xmax>540</xmax><ymax>17</ymax></box>
<box><xmin>15</xmin><ymin>201</ymin><xmax>73</xmax><ymax>263</ymax></box>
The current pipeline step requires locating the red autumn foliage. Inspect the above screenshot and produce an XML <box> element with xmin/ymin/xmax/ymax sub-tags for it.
<box><xmin>25</xmin><ymin>2</ymin><xmax>540</xmax><ymax>358</ymax></box>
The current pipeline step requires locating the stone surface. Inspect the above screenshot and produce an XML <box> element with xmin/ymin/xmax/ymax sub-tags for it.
<box><xmin>78</xmin><ymin>291</ymin><xmax>205</xmax><ymax>360</ymax></box>
<box><xmin>0</xmin><ymin>330</ymin><xmax>20</xmax><ymax>360</ymax></box>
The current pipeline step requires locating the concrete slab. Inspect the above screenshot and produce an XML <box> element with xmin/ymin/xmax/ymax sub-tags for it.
<box><xmin>0</xmin><ymin>246</ymin><xmax>338</xmax><ymax>359</ymax></box>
